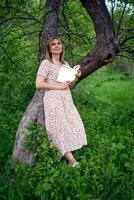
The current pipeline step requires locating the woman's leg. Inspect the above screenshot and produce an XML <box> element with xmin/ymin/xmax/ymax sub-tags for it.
<box><xmin>64</xmin><ymin>151</ymin><xmax>74</xmax><ymax>162</ymax></box>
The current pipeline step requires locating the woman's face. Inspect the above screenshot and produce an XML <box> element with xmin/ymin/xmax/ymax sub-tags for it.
<box><xmin>49</xmin><ymin>38</ymin><xmax>63</xmax><ymax>55</ymax></box>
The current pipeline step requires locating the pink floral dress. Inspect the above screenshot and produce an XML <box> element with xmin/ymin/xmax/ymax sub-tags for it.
<box><xmin>37</xmin><ymin>59</ymin><xmax>88</xmax><ymax>156</ymax></box>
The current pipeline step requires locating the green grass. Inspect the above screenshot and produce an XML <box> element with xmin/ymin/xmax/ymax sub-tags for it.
<box><xmin>95</xmin><ymin>80</ymin><xmax>134</xmax><ymax>110</ymax></box>
<box><xmin>0</xmin><ymin>69</ymin><xmax>134</xmax><ymax>200</ymax></box>
<box><xmin>79</xmin><ymin>69</ymin><xmax>134</xmax><ymax>110</ymax></box>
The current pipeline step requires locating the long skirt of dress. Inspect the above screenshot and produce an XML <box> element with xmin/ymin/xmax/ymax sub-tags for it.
<box><xmin>43</xmin><ymin>88</ymin><xmax>88</xmax><ymax>156</ymax></box>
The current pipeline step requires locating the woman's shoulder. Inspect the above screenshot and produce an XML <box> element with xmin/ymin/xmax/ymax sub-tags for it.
<box><xmin>40</xmin><ymin>59</ymin><xmax>53</xmax><ymax>69</ymax></box>
<box><xmin>41</xmin><ymin>59</ymin><xmax>51</xmax><ymax>64</ymax></box>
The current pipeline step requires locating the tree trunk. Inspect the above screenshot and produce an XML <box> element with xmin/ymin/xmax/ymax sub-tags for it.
<box><xmin>12</xmin><ymin>0</ymin><xmax>119</xmax><ymax>165</ymax></box>
<box><xmin>12</xmin><ymin>0</ymin><xmax>61</xmax><ymax>165</ymax></box>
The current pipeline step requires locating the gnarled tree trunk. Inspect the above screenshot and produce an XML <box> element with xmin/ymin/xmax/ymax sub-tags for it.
<box><xmin>12</xmin><ymin>0</ymin><xmax>119</xmax><ymax>165</ymax></box>
<box><xmin>12</xmin><ymin>0</ymin><xmax>61</xmax><ymax>165</ymax></box>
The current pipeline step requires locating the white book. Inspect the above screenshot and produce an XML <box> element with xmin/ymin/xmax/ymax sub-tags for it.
<box><xmin>57</xmin><ymin>65</ymin><xmax>80</xmax><ymax>82</ymax></box>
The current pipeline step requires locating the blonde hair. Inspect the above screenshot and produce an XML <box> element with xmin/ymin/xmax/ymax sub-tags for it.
<box><xmin>45</xmin><ymin>36</ymin><xmax>65</xmax><ymax>64</ymax></box>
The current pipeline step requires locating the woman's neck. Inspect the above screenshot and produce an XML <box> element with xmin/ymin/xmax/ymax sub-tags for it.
<box><xmin>52</xmin><ymin>55</ymin><xmax>61</xmax><ymax>64</ymax></box>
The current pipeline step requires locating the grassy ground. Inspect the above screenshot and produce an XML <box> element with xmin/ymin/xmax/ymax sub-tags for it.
<box><xmin>0</xmin><ymin>69</ymin><xmax>134</xmax><ymax>200</ymax></box>
<box><xmin>77</xmin><ymin>69</ymin><xmax>134</xmax><ymax>110</ymax></box>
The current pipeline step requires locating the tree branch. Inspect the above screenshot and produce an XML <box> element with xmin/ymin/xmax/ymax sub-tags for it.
<box><xmin>0</xmin><ymin>44</ymin><xmax>18</xmax><ymax>68</ymax></box>
<box><xmin>120</xmin><ymin>35</ymin><xmax>134</xmax><ymax>46</ymax></box>
<box><xmin>0</xmin><ymin>6</ymin><xmax>42</xmax><ymax>25</ymax></box>
<box><xmin>111</xmin><ymin>0</ymin><xmax>116</xmax><ymax>24</ymax></box>
<box><xmin>1</xmin><ymin>30</ymin><xmax>40</xmax><ymax>45</ymax></box>
<box><xmin>116</xmin><ymin>2</ymin><xmax>128</xmax><ymax>37</ymax></box>
<box><xmin>119</xmin><ymin>27</ymin><xmax>134</xmax><ymax>41</ymax></box>
<box><xmin>116</xmin><ymin>54</ymin><xmax>134</xmax><ymax>60</ymax></box>
<box><xmin>76</xmin><ymin>0</ymin><xmax>119</xmax><ymax>81</ymax></box>
<box><xmin>0</xmin><ymin>17</ymin><xmax>41</xmax><ymax>26</ymax></box>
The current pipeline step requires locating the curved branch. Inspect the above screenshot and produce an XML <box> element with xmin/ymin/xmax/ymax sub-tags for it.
<box><xmin>76</xmin><ymin>0</ymin><xmax>119</xmax><ymax>80</ymax></box>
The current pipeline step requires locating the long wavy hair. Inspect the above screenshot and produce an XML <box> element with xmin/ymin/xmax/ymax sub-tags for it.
<box><xmin>45</xmin><ymin>36</ymin><xmax>65</xmax><ymax>64</ymax></box>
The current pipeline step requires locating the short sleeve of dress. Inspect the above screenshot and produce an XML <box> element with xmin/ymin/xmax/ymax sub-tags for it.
<box><xmin>37</xmin><ymin>60</ymin><xmax>50</xmax><ymax>78</ymax></box>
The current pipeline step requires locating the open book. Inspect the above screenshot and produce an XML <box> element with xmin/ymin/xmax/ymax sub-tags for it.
<box><xmin>57</xmin><ymin>65</ymin><xmax>80</xmax><ymax>82</ymax></box>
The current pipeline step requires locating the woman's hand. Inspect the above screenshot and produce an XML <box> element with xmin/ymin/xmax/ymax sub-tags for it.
<box><xmin>56</xmin><ymin>81</ymin><xmax>71</xmax><ymax>90</ymax></box>
<box><xmin>75</xmin><ymin>69</ymin><xmax>81</xmax><ymax>78</ymax></box>
<box><xmin>73</xmin><ymin>65</ymin><xmax>81</xmax><ymax>78</ymax></box>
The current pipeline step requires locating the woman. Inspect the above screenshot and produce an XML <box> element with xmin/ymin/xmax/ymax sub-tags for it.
<box><xmin>36</xmin><ymin>36</ymin><xmax>87</xmax><ymax>167</ymax></box>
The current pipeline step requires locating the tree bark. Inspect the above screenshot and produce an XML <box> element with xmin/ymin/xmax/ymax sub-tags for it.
<box><xmin>12</xmin><ymin>0</ymin><xmax>119</xmax><ymax>165</ymax></box>
<box><xmin>12</xmin><ymin>0</ymin><xmax>61</xmax><ymax>165</ymax></box>
<box><xmin>77</xmin><ymin>0</ymin><xmax>119</xmax><ymax>81</ymax></box>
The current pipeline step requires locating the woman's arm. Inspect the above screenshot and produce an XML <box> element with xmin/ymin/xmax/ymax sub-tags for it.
<box><xmin>36</xmin><ymin>75</ymin><xmax>58</xmax><ymax>90</ymax></box>
<box><xmin>36</xmin><ymin>75</ymin><xmax>71</xmax><ymax>90</ymax></box>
